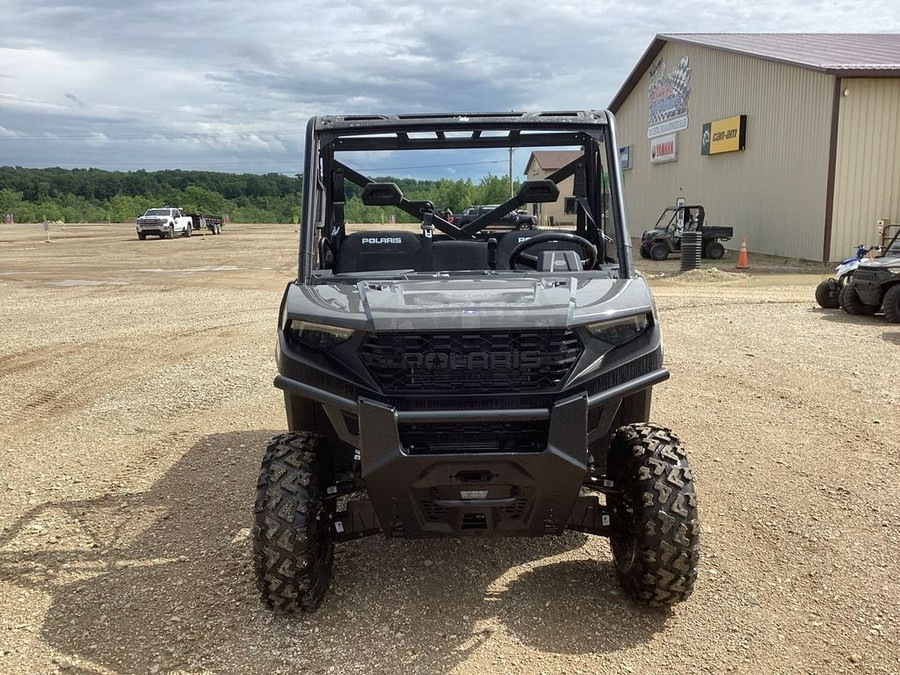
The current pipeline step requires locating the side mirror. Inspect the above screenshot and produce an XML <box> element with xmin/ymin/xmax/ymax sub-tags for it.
<box><xmin>361</xmin><ymin>182</ymin><xmax>403</xmax><ymax>206</ymax></box>
<box><xmin>517</xmin><ymin>180</ymin><xmax>559</xmax><ymax>204</ymax></box>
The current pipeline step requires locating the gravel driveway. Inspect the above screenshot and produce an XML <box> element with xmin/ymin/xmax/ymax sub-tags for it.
<box><xmin>0</xmin><ymin>223</ymin><xmax>897</xmax><ymax>674</ymax></box>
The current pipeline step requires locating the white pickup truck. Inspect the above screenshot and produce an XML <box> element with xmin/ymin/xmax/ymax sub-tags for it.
<box><xmin>136</xmin><ymin>207</ymin><xmax>194</xmax><ymax>240</ymax></box>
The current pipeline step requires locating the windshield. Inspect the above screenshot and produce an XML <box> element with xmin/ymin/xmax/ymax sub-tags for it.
<box><xmin>304</xmin><ymin>114</ymin><xmax>624</xmax><ymax>281</ymax></box>
<box><xmin>144</xmin><ymin>209</ymin><xmax>172</xmax><ymax>217</ymax></box>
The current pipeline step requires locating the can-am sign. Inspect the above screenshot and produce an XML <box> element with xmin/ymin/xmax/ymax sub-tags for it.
<box><xmin>701</xmin><ymin>115</ymin><xmax>747</xmax><ymax>155</ymax></box>
<box><xmin>650</xmin><ymin>134</ymin><xmax>677</xmax><ymax>164</ymax></box>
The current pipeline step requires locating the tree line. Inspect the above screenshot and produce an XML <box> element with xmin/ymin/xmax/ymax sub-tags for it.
<box><xmin>0</xmin><ymin>167</ymin><xmax>518</xmax><ymax>224</ymax></box>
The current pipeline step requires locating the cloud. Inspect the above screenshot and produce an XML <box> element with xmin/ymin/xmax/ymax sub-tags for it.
<box><xmin>65</xmin><ymin>92</ymin><xmax>84</xmax><ymax>107</ymax></box>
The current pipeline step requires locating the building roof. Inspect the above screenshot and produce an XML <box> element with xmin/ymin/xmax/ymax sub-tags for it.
<box><xmin>610</xmin><ymin>33</ymin><xmax>900</xmax><ymax>112</ymax></box>
<box><xmin>525</xmin><ymin>150</ymin><xmax>582</xmax><ymax>175</ymax></box>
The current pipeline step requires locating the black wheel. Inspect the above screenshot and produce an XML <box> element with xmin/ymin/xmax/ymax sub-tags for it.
<box><xmin>649</xmin><ymin>243</ymin><xmax>668</xmax><ymax>261</ymax></box>
<box><xmin>253</xmin><ymin>432</ymin><xmax>335</xmax><ymax>613</ymax></box>
<box><xmin>704</xmin><ymin>241</ymin><xmax>725</xmax><ymax>259</ymax></box>
<box><xmin>839</xmin><ymin>283</ymin><xmax>876</xmax><ymax>316</ymax></box>
<box><xmin>883</xmin><ymin>285</ymin><xmax>900</xmax><ymax>323</ymax></box>
<box><xmin>185</xmin><ymin>224</ymin><xmax>192</xmax><ymax>237</ymax></box>
<box><xmin>639</xmin><ymin>246</ymin><xmax>651</xmax><ymax>259</ymax></box>
<box><xmin>815</xmin><ymin>278</ymin><xmax>840</xmax><ymax>309</ymax></box>
<box><xmin>607</xmin><ymin>423</ymin><xmax>700</xmax><ymax>605</ymax></box>
<box><xmin>167</xmin><ymin>224</ymin><xmax>175</xmax><ymax>239</ymax></box>
<box><xmin>137</xmin><ymin>233</ymin><xmax>147</xmax><ymax>241</ymax></box>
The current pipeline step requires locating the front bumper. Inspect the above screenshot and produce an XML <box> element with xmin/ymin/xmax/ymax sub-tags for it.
<box><xmin>137</xmin><ymin>222</ymin><xmax>168</xmax><ymax>234</ymax></box>
<box><xmin>852</xmin><ymin>271</ymin><xmax>894</xmax><ymax>305</ymax></box>
<box><xmin>274</xmin><ymin>361</ymin><xmax>668</xmax><ymax>538</ymax></box>
<box><xmin>355</xmin><ymin>394</ymin><xmax>588</xmax><ymax>537</ymax></box>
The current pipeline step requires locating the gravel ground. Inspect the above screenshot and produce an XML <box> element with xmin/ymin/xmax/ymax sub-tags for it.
<box><xmin>0</xmin><ymin>223</ymin><xmax>897</xmax><ymax>675</ymax></box>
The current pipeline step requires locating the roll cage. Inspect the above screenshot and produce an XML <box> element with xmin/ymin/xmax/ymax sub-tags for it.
<box><xmin>298</xmin><ymin>111</ymin><xmax>632</xmax><ymax>280</ymax></box>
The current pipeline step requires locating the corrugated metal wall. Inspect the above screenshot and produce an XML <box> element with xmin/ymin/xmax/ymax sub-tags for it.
<box><xmin>614</xmin><ymin>42</ymin><xmax>835</xmax><ymax>260</ymax></box>
<box><xmin>831</xmin><ymin>78</ymin><xmax>900</xmax><ymax>259</ymax></box>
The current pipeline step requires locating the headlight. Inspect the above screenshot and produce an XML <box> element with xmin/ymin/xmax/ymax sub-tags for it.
<box><xmin>585</xmin><ymin>314</ymin><xmax>650</xmax><ymax>346</ymax></box>
<box><xmin>887</xmin><ymin>267</ymin><xmax>900</xmax><ymax>274</ymax></box>
<box><xmin>287</xmin><ymin>320</ymin><xmax>354</xmax><ymax>350</ymax></box>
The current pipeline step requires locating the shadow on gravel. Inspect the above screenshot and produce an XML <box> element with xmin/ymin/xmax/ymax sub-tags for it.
<box><xmin>813</xmin><ymin>306</ymin><xmax>900</xmax><ymax>340</ymax></box>
<box><xmin>814</xmin><ymin>307</ymin><xmax>886</xmax><ymax>325</ymax></box>
<box><xmin>881</xmin><ymin>329</ymin><xmax>900</xmax><ymax>345</ymax></box>
<box><xmin>0</xmin><ymin>431</ymin><xmax>668</xmax><ymax>673</ymax></box>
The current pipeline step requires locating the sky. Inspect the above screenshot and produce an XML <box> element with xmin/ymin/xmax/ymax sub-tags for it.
<box><xmin>1</xmin><ymin>0</ymin><xmax>898</xmax><ymax>179</ymax></box>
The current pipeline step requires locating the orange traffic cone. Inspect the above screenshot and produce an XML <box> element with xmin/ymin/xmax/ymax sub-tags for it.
<box><xmin>736</xmin><ymin>238</ymin><xmax>749</xmax><ymax>269</ymax></box>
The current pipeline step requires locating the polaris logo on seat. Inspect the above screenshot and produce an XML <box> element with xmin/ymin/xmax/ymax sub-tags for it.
<box><xmin>401</xmin><ymin>351</ymin><xmax>542</xmax><ymax>371</ymax></box>
<box><xmin>362</xmin><ymin>237</ymin><xmax>403</xmax><ymax>244</ymax></box>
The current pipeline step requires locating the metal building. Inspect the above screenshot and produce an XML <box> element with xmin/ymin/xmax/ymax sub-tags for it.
<box><xmin>609</xmin><ymin>34</ymin><xmax>900</xmax><ymax>262</ymax></box>
<box><xmin>524</xmin><ymin>150</ymin><xmax>580</xmax><ymax>227</ymax></box>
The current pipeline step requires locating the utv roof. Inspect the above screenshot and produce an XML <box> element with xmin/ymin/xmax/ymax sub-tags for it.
<box><xmin>312</xmin><ymin>110</ymin><xmax>613</xmax><ymax>151</ymax></box>
<box><xmin>315</xmin><ymin>110</ymin><xmax>611</xmax><ymax>131</ymax></box>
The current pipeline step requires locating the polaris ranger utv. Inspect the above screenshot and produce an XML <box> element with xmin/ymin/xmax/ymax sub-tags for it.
<box><xmin>253</xmin><ymin>111</ymin><xmax>700</xmax><ymax>613</ymax></box>
<box><xmin>639</xmin><ymin>205</ymin><xmax>732</xmax><ymax>261</ymax></box>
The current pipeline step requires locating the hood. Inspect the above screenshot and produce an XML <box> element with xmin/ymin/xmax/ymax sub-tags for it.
<box><xmin>284</xmin><ymin>276</ymin><xmax>656</xmax><ymax>331</ymax></box>
<box><xmin>858</xmin><ymin>256</ymin><xmax>900</xmax><ymax>271</ymax></box>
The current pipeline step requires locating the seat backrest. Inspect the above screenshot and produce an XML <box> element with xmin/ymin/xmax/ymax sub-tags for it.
<box><xmin>335</xmin><ymin>231</ymin><xmax>421</xmax><ymax>273</ymax></box>
<box><xmin>430</xmin><ymin>240</ymin><xmax>489</xmax><ymax>271</ymax></box>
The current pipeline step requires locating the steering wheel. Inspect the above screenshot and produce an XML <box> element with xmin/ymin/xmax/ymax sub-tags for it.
<box><xmin>508</xmin><ymin>232</ymin><xmax>598</xmax><ymax>270</ymax></box>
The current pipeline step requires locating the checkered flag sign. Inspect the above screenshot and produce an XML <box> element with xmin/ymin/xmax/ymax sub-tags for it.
<box><xmin>671</xmin><ymin>57</ymin><xmax>691</xmax><ymax>96</ymax></box>
<box><xmin>647</xmin><ymin>56</ymin><xmax>692</xmax><ymax>125</ymax></box>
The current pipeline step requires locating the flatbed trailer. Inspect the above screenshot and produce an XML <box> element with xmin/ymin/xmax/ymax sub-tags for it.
<box><xmin>185</xmin><ymin>213</ymin><xmax>224</xmax><ymax>234</ymax></box>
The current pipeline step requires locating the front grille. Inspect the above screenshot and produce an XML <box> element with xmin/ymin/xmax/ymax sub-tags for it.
<box><xmin>421</xmin><ymin>501</ymin><xmax>447</xmax><ymax>522</ymax></box>
<box><xmin>853</xmin><ymin>270</ymin><xmax>877</xmax><ymax>281</ymax></box>
<box><xmin>400</xmin><ymin>421</ymin><xmax>549</xmax><ymax>454</ymax></box>
<box><xmin>360</xmin><ymin>330</ymin><xmax>582</xmax><ymax>393</ymax></box>
<box><xmin>500</xmin><ymin>498</ymin><xmax>528</xmax><ymax>519</ymax></box>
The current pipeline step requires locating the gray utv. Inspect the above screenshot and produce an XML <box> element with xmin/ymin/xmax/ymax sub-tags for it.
<box><xmin>840</xmin><ymin>224</ymin><xmax>900</xmax><ymax>321</ymax></box>
<box><xmin>253</xmin><ymin>111</ymin><xmax>700</xmax><ymax>612</ymax></box>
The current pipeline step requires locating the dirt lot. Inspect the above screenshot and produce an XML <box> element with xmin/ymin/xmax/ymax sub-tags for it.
<box><xmin>0</xmin><ymin>223</ymin><xmax>897</xmax><ymax>674</ymax></box>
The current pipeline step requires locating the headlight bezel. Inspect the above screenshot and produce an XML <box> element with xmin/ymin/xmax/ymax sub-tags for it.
<box><xmin>584</xmin><ymin>314</ymin><xmax>651</xmax><ymax>347</ymax></box>
<box><xmin>287</xmin><ymin>319</ymin><xmax>355</xmax><ymax>351</ymax></box>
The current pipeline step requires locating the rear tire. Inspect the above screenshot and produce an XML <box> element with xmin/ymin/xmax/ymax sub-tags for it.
<box><xmin>649</xmin><ymin>243</ymin><xmax>669</xmax><ymax>261</ymax></box>
<box><xmin>815</xmin><ymin>278</ymin><xmax>840</xmax><ymax>309</ymax></box>
<box><xmin>607</xmin><ymin>423</ymin><xmax>700</xmax><ymax>605</ymax></box>
<box><xmin>839</xmin><ymin>284</ymin><xmax>876</xmax><ymax>315</ymax></box>
<box><xmin>253</xmin><ymin>432</ymin><xmax>335</xmax><ymax>613</ymax></box>
<box><xmin>185</xmin><ymin>224</ymin><xmax>192</xmax><ymax>238</ymax></box>
<box><xmin>704</xmin><ymin>241</ymin><xmax>725</xmax><ymax>259</ymax></box>
<box><xmin>883</xmin><ymin>285</ymin><xmax>900</xmax><ymax>323</ymax></box>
